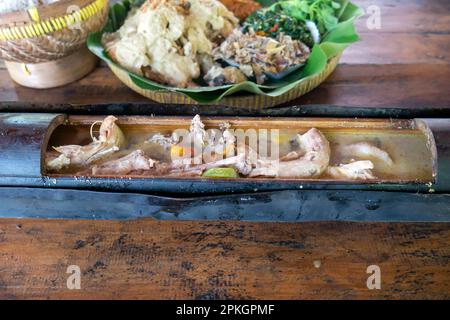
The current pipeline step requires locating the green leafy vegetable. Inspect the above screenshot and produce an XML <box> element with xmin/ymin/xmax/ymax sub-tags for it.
<box><xmin>268</xmin><ymin>0</ymin><xmax>349</xmax><ymax>34</ymax></box>
<box><xmin>243</xmin><ymin>10</ymin><xmax>315</xmax><ymax>48</ymax></box>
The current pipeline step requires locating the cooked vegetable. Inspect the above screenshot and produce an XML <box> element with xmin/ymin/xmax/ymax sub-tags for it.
<box><xmin>202</xmin><ymin>167</ymin><xmax>239</xmax><ymax>178</ymax></box>
<box><xmin>171</xmin><ymin>145</ymin><xmax>185</xmax><ymax>158</ymax></box>
<box><xmin>243</xmin><ymin>9</ymin><xmax>315</xmax><ymax>48</ymax></box>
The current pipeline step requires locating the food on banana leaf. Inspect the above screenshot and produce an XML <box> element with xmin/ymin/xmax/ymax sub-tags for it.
<box><xmin>89</xmin><ymin>0</ymin><xmax>361</xmax><ymax>100</ymax></box>
<box><xmin>214</xmin><ymin>29</ymin><xmax>310</xmax><ymax>84</ymax></box>
<box><xmin>47</xmin><ymin>115</ymin><xmax>401</xmax><ymax>182</ymax></box>
<box><xmin>101</xmin><ymin>0</ymin><xmax>317</xmax><ymax>87</ymax></box>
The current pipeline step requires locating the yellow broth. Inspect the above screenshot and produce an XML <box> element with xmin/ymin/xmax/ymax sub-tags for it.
<box><xmin>46</xmin><ymin>122</ymin><xmax>435</xmax><ymax>182</ymax></box>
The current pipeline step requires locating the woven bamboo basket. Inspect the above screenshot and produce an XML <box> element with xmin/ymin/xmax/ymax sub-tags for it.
<box><xmin>109</xmin><ymin>55</ymin><xmax>341</xmax><ymax>109</ymax></box>
<box><xmin>0</xmin><ymin>0</ymin><xmax>108</xmax><ymax>88</ymax></box>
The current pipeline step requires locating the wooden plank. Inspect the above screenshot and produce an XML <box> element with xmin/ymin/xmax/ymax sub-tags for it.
<box><xmin>288</xmin><ymin>63</ymin><xmax>450</xmax><ymax>109</ymax></box>
<box><xmin>1</xmin><ymin>63</ymin><xmax>448</xmax><ymax>109</ymax></box>
<box><xmin>341</xmin><ymin>33</ymin><xmax>450</xmax><ymax>65</ymax></box>
<box><xmin>354</xmin><ymin>0</ymin><xmax>450</xmax><ymax>33</ymax></box>
<box><xmin>0</xmin><ymin>219</ymin><xmax>448</xmax><ymax>299</ymax></box>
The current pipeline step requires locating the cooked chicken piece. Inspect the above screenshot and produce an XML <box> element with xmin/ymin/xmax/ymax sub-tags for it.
<box><xmin>169</xmin><ymin>114</ymin><xmax>206</xmax><ymax>166</ymax></box>
<box><xmin>327</xmin><ymin>160</ymin><xmax>376</xmax><ymax>180</ymax></box>
<box><xmin>171</xmin><ymin>139</ymin><xmax>256</xmax><ymax>176</ymax></box>
<box><xmin>91</xmin><ymin>150</ymin><xmax>156</xmax><ymax>175</ymax></box>
<box><xmin>250</xmin><ymin>128</ymin><xmax>330</xmax><ymax>178</ymax></box>
<box><xmin>47</xmin><ymin>116</ymin><xmax>126</xmax><ymax>171</ymax></box>
<box><xmin>338</xmin><ymin>142</ymin><xmax>394</xmax><ymax>166</ymax></box>
<box><xmin>46</xmin><ymin>153</ymin><xmax>71</xmax><ymax>172</ymax></box>
<box><xmin>171</xmin><ymin>151</ymin><xmax>252</xmax><ymax>176</ymax></box>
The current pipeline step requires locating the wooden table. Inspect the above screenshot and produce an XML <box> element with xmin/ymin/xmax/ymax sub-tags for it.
<box><xmin>0</xmin><ymin>0</ymin><xmax>449</xmax><ymax>299</ymax></box>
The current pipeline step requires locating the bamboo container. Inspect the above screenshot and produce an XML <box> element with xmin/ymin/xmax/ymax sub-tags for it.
<box><xmin>1</xmin><ymin>113</ymin><xmax>447</xmax><ymax>194</ymax></box>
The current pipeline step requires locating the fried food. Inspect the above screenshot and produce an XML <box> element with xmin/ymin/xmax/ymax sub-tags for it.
<box><xmin>102</xmin><ymin>0</ymin><xmax>238</xmax><ymax>87</ymax></box>
<box><xmin>219</xmin><ymin>0</ymin><xmax>261</xmax><ymax>20</ymax></box>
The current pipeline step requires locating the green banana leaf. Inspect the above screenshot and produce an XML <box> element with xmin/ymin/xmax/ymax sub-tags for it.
<box><xmin>87</xmin><ymin>0</ymin><xmax>363</xmax><ymax>103</ymax></box>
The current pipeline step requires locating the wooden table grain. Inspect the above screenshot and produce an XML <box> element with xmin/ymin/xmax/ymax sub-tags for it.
<box><xmin>0</xmin><ymin>0</ymin><xmax>449</xmax><ymax>299</ymax></box>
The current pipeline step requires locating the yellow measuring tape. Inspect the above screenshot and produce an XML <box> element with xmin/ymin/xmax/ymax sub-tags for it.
<box><xmin>0</xmin><ymin>0</ymin><xmax>108</xmax><ymax>41</ymax></box>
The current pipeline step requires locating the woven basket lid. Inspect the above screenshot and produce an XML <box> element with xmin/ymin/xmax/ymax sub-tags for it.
<box><xmin>0</xmin><ymin>0</ymin><xmax>95</xmax><ymax>26</ymax></box>
<box><xmin>0</xmin><ymin>0</ymin><xmax>108</xmax><ymax>63</ymax></box>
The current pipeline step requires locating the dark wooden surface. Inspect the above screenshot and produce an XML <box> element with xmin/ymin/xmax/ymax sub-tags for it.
<box><xmin>0</xmin><ymin>0</ymin><xmax>449</xmax><ymax>299</ymax></box>
<box><xmin>0</xmin><ymin>220</ymin><xmax>449</xmax><ymax>299</ymax></box>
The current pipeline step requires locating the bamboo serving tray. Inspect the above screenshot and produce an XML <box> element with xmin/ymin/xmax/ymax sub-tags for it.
<box><xmin>109</xmin><ymin>55</ymin><xmax>341</xmax><ymax>109</ymax></box>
